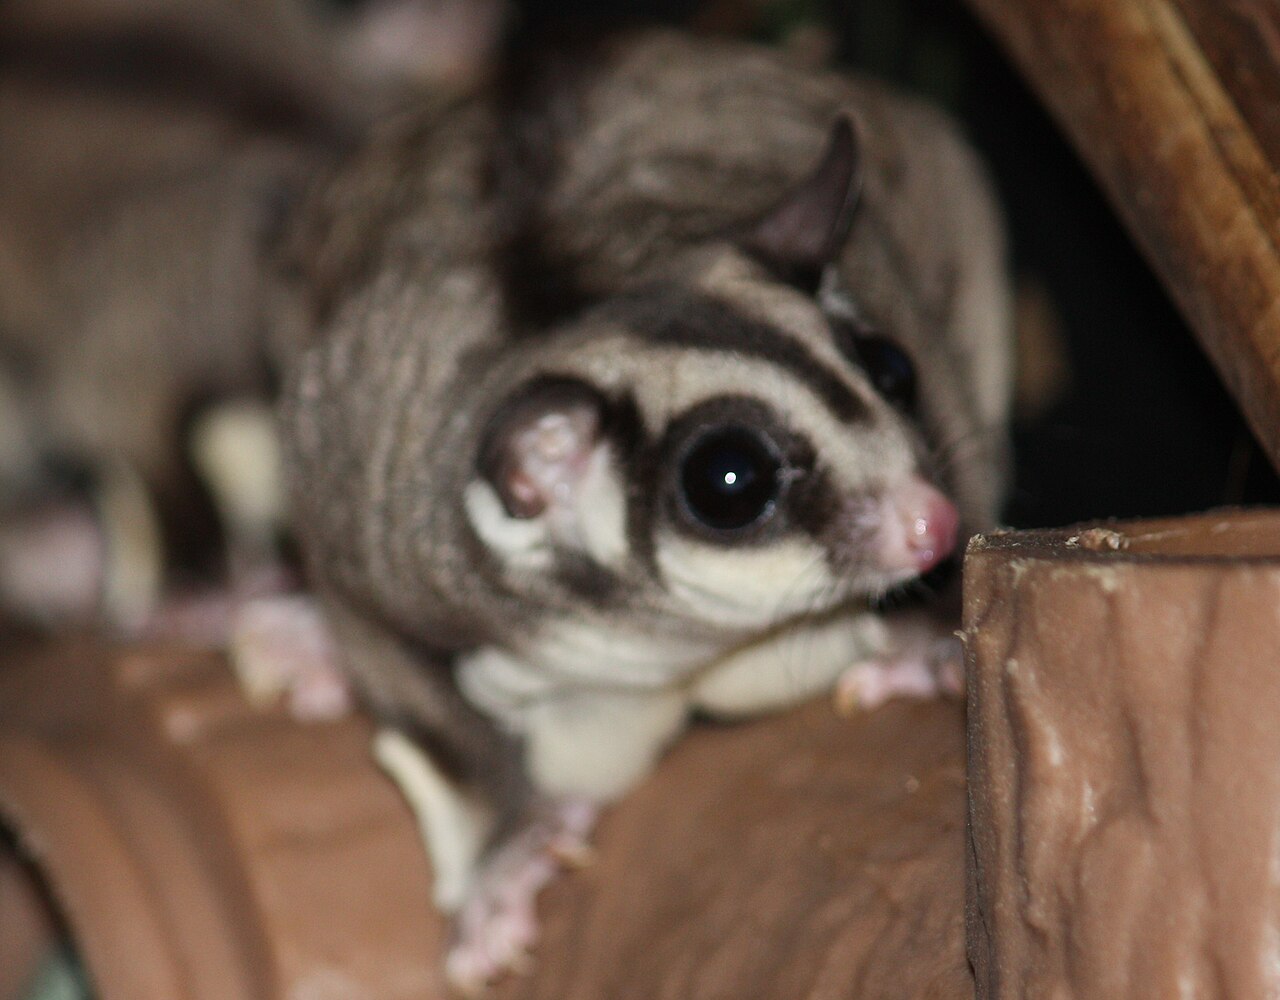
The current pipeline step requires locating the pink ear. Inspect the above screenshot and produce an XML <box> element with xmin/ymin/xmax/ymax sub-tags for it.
<box><xmin>738</xmin><ymin>115</ymin><xmax>863</xmax><ymax>274</ymax></box>
<box><xmin>480</xmin><ymin>379</ymin><xmax>605</xmax><ymax>519</ymax></box>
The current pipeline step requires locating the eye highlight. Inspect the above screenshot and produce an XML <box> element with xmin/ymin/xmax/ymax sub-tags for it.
<box><xmin>677</xmin><ymin>426</ymin><xmax>784</xmax><ymax>533</ymax></box>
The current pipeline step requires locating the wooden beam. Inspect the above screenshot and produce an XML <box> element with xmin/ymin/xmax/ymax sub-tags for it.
<box><xmin>963</xmin><ymin>0</ymin><xmax>1280</xmax><ymax>471</ymax></box>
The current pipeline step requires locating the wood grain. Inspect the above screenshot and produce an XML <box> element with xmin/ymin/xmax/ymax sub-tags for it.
<box><xmin>0</xmin><ymin>643</ymin><xmax>971</xmax><ymax>999</ymax></box>
<box><xmin>965</xmin><ymin>511</ymin><xmax>1280</xmax><ymax>999</ymax></box>
<box><xmin>499</xmin><ymin>698</ymin><xmax>970</xmax><ymax>1000</ymax></box>
<box><xmin>962</xmin><ymin>0</ymin><xmax>1280</xmax><ymax>471</ymax></box>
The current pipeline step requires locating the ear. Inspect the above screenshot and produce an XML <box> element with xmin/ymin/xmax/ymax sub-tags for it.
<box><xmin>478</xmin><ymin>377</ymin><xmax>607</xmax><ymax>520</ymax></box>
<box><xmin>736</xmin><ymin>115</ymin><xmax>863</xmax><ymax>281</ymax></box>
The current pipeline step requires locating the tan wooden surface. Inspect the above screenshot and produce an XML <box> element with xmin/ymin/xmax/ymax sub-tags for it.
<box><xmin>965</xmin><ymin>510</ymin><xmax>1280</xmax><ymax>999</ymax></box>
<box><xmin>0</xmin><ymin>643</ymin><xmax>970</xmax><ymax>1000</ymax></box>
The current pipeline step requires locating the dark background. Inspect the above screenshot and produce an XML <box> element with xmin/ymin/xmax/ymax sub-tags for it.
<box><xmin>512</xmin><ymin>0</ymin><xmax>1280</xmax><ymax>529</ymax></box>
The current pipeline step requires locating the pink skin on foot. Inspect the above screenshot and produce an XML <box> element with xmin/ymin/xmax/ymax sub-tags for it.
<box><xmin>0</xmin><ymin>502</ymin><xmax>105</xmax><ymax>624</ymax></box>
<box><xmin>141</xmin><ymin>564</ymin><xmax>301</xmax><ymax>645</ymax></box>
<box><xmin>228</xmin><ymin>594</ymin><xmax>353</xmax><ymax>721</ymax></box>
<box><xmin>446</xmin><ymin>799</ymin><xmax>598</xmax><ymax>994</ymax></box>
<box><xmin>834</xmin><ymin>626</ymin><xmax>964</xmax><ymax>714</ymax></box>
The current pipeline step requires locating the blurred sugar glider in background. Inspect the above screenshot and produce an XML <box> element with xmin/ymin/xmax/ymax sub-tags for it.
<box><xmin>0</xmin><ymin>0</ymin><xmax>507</xmax><ymax>632</ymax></box>
<box><xmin>0</xmin><ymin>0</ymin><xmax>508</xmax><ymax>118</ymax></box>
<box><xmin>271</xmin><ymin>28</ymin><xmax>1013</xmax><ymax>989</ymax></box>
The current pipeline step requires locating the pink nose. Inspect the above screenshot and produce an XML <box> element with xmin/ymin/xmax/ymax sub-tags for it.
<box><xmin>880</xmin><ymin>476</ymin><xmax>960</xmax><ymax>575</ymax></box>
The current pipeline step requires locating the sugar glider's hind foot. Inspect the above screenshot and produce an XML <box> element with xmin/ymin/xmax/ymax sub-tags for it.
<box><xmin>0</xmin><ymin>499</ymin><xmax>105</xmax><ymax>626</ymax></box>
<box><xmin>0</xmin><ymin>460</ymin><xmax>167</xmax><ymax>632</ymax></box>
<box><xmin>834</xmin><ymin>621</ymin><xmax>964</xmax><ymax>714</ymax></box>
<box><xmin>445</xmin><ymin>799</ymin><xmax>599</xmax><ymax>995</ymax></box>
<box><xmin>228</xmin><ymin>594</ymin><xmax>354</xmax><ymax>721</ymax></box>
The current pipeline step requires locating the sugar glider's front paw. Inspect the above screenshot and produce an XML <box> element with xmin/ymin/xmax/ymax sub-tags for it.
<box><xmin>834</xmin><ymin>618</ymin><xmax>963</xmax><ymax>714</ymax></box>
<box><xmin>229</xmin><ymin>594</ymin><xmax>354</xmax><ymax>721</ymax></box>
<box><xmin>446</xmin><ymin>799</ymin><xmax>598</xmax><ymax>994</ymax></box>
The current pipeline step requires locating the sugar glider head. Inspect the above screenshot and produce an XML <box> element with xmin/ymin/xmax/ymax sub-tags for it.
<box><xmin>464</xmin><ymin>117</ymin><xmax>960</xmax><ymax>631</ymax></box>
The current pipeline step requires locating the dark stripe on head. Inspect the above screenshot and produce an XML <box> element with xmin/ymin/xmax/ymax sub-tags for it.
<box><xmin>787</xmin><ymin>463</ymin><xmax>843</xmax><ymax>548</ymax></box>
<box><xmin>603</xmin><ymin>388</ymin><xmax>661</xmax><ymax>576</ymax></box>
<box><xmin>548</xmin><ymin>386</ymin><xmax>647</xmax><ymax>601</ymax></box>
<box><xmin>619</xmin><ymin>394</ymin><xmax>662</xmax><ymax>575</ymax></box>
<box><xmin>597</xmin><ymin>285</ymin><xmax>870</xmax><ymax>424</ymax></box>
<box><xmin>486</xmin><ymin>37</ymin><xmax>607</xmax><ymax>329</ymax></box>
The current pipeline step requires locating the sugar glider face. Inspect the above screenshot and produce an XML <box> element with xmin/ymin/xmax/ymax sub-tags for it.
<box><xmin>465</xmin><ymin>287</ymin><xmax>958</xmax><ymax>631</ymax></box>
<box><xmin>464</xmin><ymin>114</ymin><xmax>959</xmax><ymax>632</ymax></box>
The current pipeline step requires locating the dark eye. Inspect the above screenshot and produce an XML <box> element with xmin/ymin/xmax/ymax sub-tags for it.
<box><xmin>852</xmin><ymin>335</ymin><xmax>916</xmax><ymax>411</ymax></box>
<box><xmin>832</xmin><ymin>319</ymin><xmax>918</xmax><ymax>412</ymax></box>
<box><xmin>678</xmin><ymin>427</ymin><xmax>784</xmax><ymax>533</ymax></box>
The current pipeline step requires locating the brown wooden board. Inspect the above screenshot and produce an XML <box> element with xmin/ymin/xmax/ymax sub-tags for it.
<box><xmin>1172</xmin><ymin>1</ymin><xmax>1280</xmax><ymax>169</ymax></box>
<box><xmin>0</xmin><ymin>643</ymin><xmax>970</xmax><ymax>1000</ymax></box>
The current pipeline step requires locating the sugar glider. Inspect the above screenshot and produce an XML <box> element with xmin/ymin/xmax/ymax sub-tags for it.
<box><xmin>0</xmin><ymin>28</ymin><xmax>336</xmax><ymax>628</ymax></box>
<box><xmin>273</xmin><ymin>27</ymin><xmax>1013</xmax><ymax>990</ymax></box>
<box><xmin>0</xmin><ymin>0</ymin><xmax>508</xmax><ymax>125</ymax></box>
<box><xmin>0</xmin><ymin>0</ymin><xmax>506</xmax><ymax>628</ymax></box>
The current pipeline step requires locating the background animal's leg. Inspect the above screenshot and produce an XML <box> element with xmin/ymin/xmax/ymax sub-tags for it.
<box><xmin>0</xmin><ymin>496</ymin><xmax>105</xmax><ymax>627</ymax></box>
<box><xmin>188</xmin><ymin>397</ymin><xmax>288</xmax><ymax>587</ymax></box>
<box><xmin>0</xmin><ymin>458</ymin><xmax>163</xmax><ymax>631</ymax></box>
<box><xmin>142</xmin><ymin>397</ymin><xmax>298</xmax><ymax>645</ymax></box>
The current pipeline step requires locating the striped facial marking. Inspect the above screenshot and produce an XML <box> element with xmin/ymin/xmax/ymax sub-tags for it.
<box><xmin>464</xmin><ymin>278</ymin><xmax>955</xmax><ymax>627</ymax></box>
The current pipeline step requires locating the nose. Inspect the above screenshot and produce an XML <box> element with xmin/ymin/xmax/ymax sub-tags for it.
<box><xmin>879</xmin><ymin>475</ymin><xmax>959</xmax><ymax>575</ymax></box>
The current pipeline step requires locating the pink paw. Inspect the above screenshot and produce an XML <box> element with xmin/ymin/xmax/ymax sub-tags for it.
<box><xmin>445</xmin><ymin>800</ymin><xmax>597</xmax><ymax>994</ymax></box>
<box><xmin>834</xmin><ymin>633</ymin><xmax>964</xmax><ymax>714</ymax></box>
<box><xmin>0</xmin><ymin>501</ymin><xmax>105</xmax><ymax>626</ymax></box>
<box><xmin>141</xmin><ymin>564</ymin><xmax>298</xmax><ymax>646</ymax></box>
<box><xmin>229</xmin><ymin>595</ymin><xmax>353</xmax><ymax>721</ymax></box>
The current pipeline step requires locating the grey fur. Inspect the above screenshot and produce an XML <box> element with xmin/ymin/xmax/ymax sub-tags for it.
<box><xmin>274</xmin><ymin>28</ymin><xmax>1013</xmax><ymax>831</ymax></box>
<box><xmin>0</xmin><ymin>69</ymin><xmax>318</xmax><ymax>500</ymax></box>
<box><xmin>0</xmin><ymin>0</ymin><xmax>507</xmax><ymax>507</ymax></box>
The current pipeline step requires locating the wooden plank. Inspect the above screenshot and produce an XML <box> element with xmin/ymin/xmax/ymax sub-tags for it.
<box><xmin>963</xmin><ymin>0</ymin><xmax>1280</xmax><ymax>472</ymax></box>
<box><xmin>1172</xmin><ymin>1</ymin><xmax>1280</xmax><ymax>169</ymax></box>
<box><xmin>966</xmin><ymin>511</ymin><xmax>1280</xmax><ymax>998</ymax></box>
